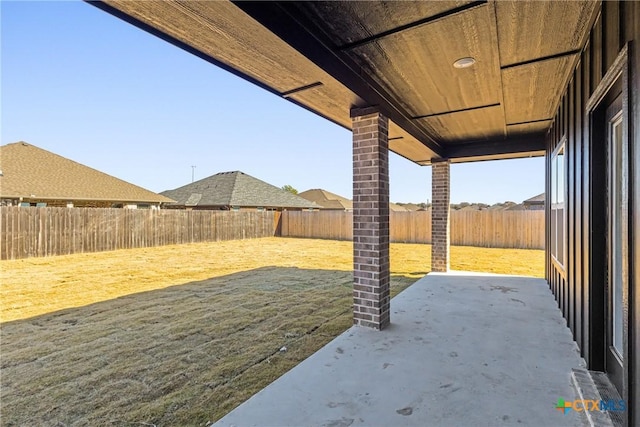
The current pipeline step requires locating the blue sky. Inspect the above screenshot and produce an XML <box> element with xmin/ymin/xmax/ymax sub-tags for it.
<box><xmin>1</xmin><ymin>1</ymin><xmax>544</xmax><ymax>204</ymax></box>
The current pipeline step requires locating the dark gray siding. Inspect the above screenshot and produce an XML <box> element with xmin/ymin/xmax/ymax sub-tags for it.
<box><xmin>545</xmin><ymin>2</ymin><xmax>639</xmax><ymax>424</ymax></box>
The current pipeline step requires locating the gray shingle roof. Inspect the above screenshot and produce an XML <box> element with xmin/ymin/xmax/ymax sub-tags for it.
<box><xmin>0</xmin><ymin>142</ymin><xmax>174</xmax><ymax>203</ymax></box>
<box><xmin>161</xmin><ymin>171</ymin><xmax>318</xmax><ymax>209</ymax></box>
<box><xmin>298</xmin><ymin>188</ymin><xmax>410</xmax><ymax>211</ymax></box>
<box><xmin>523</xmin><ymin>193</ymin><xmax>545</xmax><ymax>204</ymax></box>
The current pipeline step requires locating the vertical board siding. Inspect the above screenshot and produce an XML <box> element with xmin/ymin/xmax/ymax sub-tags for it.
<box><xmin>625</xmin><ymin>2</ymin><xmax>640</xmax><ymax>423</ymax></box>
<box><xmin>603</xmin><ymin>0</ymin><xmax>620</xmax><ymax>72</ymax></box>
<box><xmin>547</xmin><ymin>8</ymin><xmax>602</xmax><ymax>355</ymax></box>
<box><xmin>568</xmin><ymin>78</ymin><xmax>576</xmax><ymax>333</ymax></box>
<box><xmin>630</xmin><ymin>4</ymin><xmax>640</xmax><ymax>424</ymax></box>
<box><xmin>280</xmin><ymin>210</ymin><xmax>544</xmax><ymax>249</ymax></box>
<box><xmin>581</xmin><ymin>41</ymin><xmax>592</xmax><ymax>362</ymax></box>
<box><xmin>0</xmin><ymin>207</ymin><xmax>277</xmax><ymax>260</ymax></box>
<box><xmin>546</xmin><ymin>3</ymin><xmax>639</xmax><ymax>421</ymax></box>
<box><xmin>574</xmin><ymin>61</ymin><xmax>584</xmax><ymax>353</ymax></box>
<box><xmin>591</xmin><ymin>14</ymin><xmax>603</xmax><ymax>92</ymax></box>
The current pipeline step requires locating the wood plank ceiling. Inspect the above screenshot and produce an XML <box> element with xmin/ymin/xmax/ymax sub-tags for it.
<box><xmin>94</xmin><ymin>0</ymin><xmax>599</xmax><ymax>164</ymax></box>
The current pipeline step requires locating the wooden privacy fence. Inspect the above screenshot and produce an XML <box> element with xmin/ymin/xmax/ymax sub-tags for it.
<box><xmin>280</xmin><ymin>210</ymin><xmax>544</xmax><ymax>249</ymax></box>
<box><xmin>0</xmin><ymin>207</ymin><xmax>543</xmax><ymax>260</ymax></box>
<box><xmin>0</xmin><ymin>207</ymin><xmax>277</xmax><ymax>260</ymax></box>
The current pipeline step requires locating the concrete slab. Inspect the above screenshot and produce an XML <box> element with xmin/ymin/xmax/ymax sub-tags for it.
<box><xmin>215</xmin><ymin>272</ymin><xmax>586</xmax><ymax>427</ymax></box>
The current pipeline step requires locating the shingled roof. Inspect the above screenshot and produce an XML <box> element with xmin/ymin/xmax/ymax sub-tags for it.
<box><xmin>0</xmin><ymin>142</ymin><xmax>174</xmax><ymax>204</ymax></box>
<box><xmin>523</xmin><ymin>193</ymin><xmax>545</xmax><ymax>204</ymax></box>
<box><xmin>298</xmin><ymin>189</ymin><xmax>353</xmax><ymax>210</ymax></box>
<box><xmin>161</xmin><ymin>171</ymin><xmax>318</xmax><ymax>209</ymax></box>
<box><xmin>389</xmin><ymin>203</ymin><xmax>410</xmax><ymax>212</ymax></box>
<box><xmin>298</xmin><ymin>188</ymin><xmax>411</xmax><ymax>212</ymax></box>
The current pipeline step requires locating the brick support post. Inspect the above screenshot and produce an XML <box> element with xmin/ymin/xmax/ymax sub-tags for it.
<box><xmin>351</xmin><ymin>106</ymin><xmax>390</xmax><ymax>330</ymax></box>
<box><xmin>431</xmin><ymin>159</ymin><xmax>450</xmax><ymax>272</ymax></box>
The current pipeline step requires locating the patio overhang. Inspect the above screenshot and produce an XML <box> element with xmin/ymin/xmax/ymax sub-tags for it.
<box><xmin>87</xmin><ymin>0</ymin><xmax>603</xmax><ymax>330</ymax></box>
<box><xmin>81</xmin><ymin>1</ymin><xmax>640</xmax><ymax>420</ymax></box>
<box><xmin>89</xmin><ymin>0</ymin><xmax>598</xmax><ymax>164</ymax></box>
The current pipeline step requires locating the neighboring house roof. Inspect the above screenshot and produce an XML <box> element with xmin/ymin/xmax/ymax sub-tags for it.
<box><xmin>298</xmin><ymin>189</ymin><xmax>412</xmax><ymax>212</ymax></box>
<box><xmin>458</xmin><ymin>205</ymin><xmax>480</xmax><ymax>211</ymax></box>
<box><xmin>161</xmin><ymin>171</ymin><xmax>318</xmax><ymax>209</ymax></box>
<box><xmin>506</xmin><ymin>203</ymin><xmax>526</xmax><ymax>211</ymax></box>
<box><xmin>396</xmin><ymin>203</ymin><xmax>422</xmax><ymax>211</ymax></box>
<box><xmin>390</xmin><ymin>203</ymin><xmax>410</xmax><ymax>212</ymax></box>
<box><xmin>488</xmin><ymin>202</ymin><xmax>520</xmax><ymax>211</ymax></box>
<box><xmin>0</xmin><ymin>141</ymin><xmax>174</xmax><ymax>204</ymax></box>
<box><xmin>298</xmin><ymin>189</ymin><xmax>353</xmax><ymax>210</ymax></box>
<box><xmin>523</xmin><ymin>193</ymin><xmax>545</xmax><ymax>205</ymax></box>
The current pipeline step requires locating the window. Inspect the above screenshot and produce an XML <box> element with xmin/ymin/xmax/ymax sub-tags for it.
<box><xmin>610</xmin><ymin>112</ymin><xmax>624</xmax><ymax>357</ymax></box>
<box><xmin>551</xmin><ymin>141</ymin><xmax>566</xmax><ymax>267</ymax></box>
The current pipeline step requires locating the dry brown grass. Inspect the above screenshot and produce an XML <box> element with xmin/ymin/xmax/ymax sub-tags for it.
<box><xmin>0</xmin><ymin>238</ymin><xmax>543</xmax><ymax>426</ymax></box>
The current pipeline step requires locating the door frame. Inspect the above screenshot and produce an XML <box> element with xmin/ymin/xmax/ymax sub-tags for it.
<box><xmin>585</xmin><ymin>43</ymin><xmax>630</xmax><ymax>412</ymax></box>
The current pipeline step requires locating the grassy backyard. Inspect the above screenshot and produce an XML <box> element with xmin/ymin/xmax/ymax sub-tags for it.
<box><xmin>0</xmin><ymin>237</ymin><xmax>543</xmax><ymax>425</ymax></box>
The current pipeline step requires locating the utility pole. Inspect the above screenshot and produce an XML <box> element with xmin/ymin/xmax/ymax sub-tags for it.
<box><xmin>191</xmin><ymin>165</ymin><xmax>196</xmax><ymax>183</ymax></box>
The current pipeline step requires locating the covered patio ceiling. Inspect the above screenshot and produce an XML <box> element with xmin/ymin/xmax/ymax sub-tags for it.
<box><xmin>92</xmin><ymin>0</ymin><xmax>599</xmax><ymax>164</ymax></box>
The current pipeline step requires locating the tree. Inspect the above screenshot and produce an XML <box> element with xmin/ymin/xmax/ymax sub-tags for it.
<box><xmin>282</xmin><ymin>185</ymin><xmax>298</xmax><ymax>195</ymax></box>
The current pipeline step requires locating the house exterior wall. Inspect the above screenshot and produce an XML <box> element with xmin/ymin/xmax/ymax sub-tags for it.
<box><xmin>523</xmin><ymin>202</ymin><xmax>544</xmax><ymax>211</ymax></box>
<box><xmin>545</xmin><ymin>2</ymin><xmax>639</xmax><ymax>424</ymax></box>
<box><xmin>0</xmin><ymin>198</ymin><xmax>161</xmax><ymax>208</ymax></box>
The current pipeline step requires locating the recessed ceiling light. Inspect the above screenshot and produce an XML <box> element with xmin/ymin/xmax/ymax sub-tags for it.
<box><xmin>453</xmin><ymin>57</ymin><xmax>476</xmax><ymax>68</ymax></box>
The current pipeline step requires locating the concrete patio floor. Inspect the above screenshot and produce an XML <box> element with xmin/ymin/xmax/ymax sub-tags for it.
<box><xmin>215</xmin><ymin>272</ymin><xmax>586</xmax><ymax>427</ymax></box>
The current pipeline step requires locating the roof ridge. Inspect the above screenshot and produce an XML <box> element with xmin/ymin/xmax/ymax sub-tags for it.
<box><xmin>215</xmin><ymin>170</ymin><xmax>243</xmax><ymax>176</ymax></box>
<box><xmin>227</xmin><ymin>171</ymin><xmax>243</xmax><ymax>206</ymax></box>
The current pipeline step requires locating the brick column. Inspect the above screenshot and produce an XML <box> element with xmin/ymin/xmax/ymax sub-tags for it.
<box><xmin>431</xmin><ymin>159</ymin><xmax>450</xmax><ymax>272</ymax></box>
<box><xmin>351</xmin><ymin>106</ymin><xmax>390</xmax><ymax>330</ymax></box>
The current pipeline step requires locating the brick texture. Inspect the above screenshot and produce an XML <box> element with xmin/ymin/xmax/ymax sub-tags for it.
<box><xmin>431</xmin><ymin>159</ymin><xmax>450</xmax><ymax>272</ymax></box>
<box><xmin>351</xmin><ymin>107</ymin><xmax>390</xmax><ymax>330</ymax></box>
